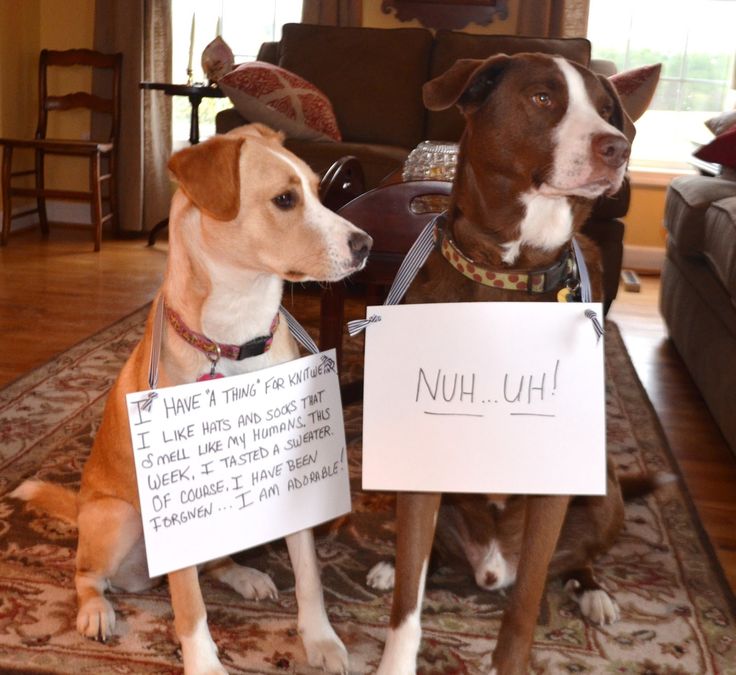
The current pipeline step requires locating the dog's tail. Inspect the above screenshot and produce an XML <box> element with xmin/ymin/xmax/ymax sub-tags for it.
<box><xmin>10</xmin><ymin>480</ymin><xmax>78</xmax><ymax>526</ymax></box>
<box><xmin>620</xmin><ymin>472</ymin><xmax>677</xmax><ymax>501</ymax></box>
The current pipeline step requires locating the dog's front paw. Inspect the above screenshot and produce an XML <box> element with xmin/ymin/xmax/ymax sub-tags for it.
<box><xmin>301</xmin><ymin>625</ymin><xmax>349</xmax><ymax>674</ymax></box>
<box><xmin>565</xmin><ymin>579</ymin><xmax>620</xmax><ymax>625</ymax></box>
<box><xmin>227</xmin><ymin>566</ymin><xmax>278</xmax><ymax>601</ymax></box>
<box><xmin>77</xmin><ymin>596</ymin><xmax>116</xmax><ymax>641</ymax></box>
<box><xmin>367</xmin><ymin>560</ymin><xmax>395</xmax><ymax>591</ymax></box>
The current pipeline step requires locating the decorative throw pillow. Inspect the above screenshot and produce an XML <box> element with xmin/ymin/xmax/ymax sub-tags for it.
<box><xmin>218</xmin><ymin>62</ymin><xmax>341</xmax><ymax>142</ymax></box>
<box><xmin>704</xmin><ymin>109</ymin><xmax>736</xmax><ymax>137</ymax></box>
<box><xmin>694</xmin><ymin>124</ymin><xmax>736</xmax><ymax>169</ymax></box>
<box><xmin>609</xmin><ymin>63</ymin><xmax>662</xmax><ymax>122</ymax></box>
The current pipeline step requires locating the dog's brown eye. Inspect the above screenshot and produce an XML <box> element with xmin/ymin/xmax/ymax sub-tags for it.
<box><xmin>272</xmin><ymin>191</ymin><xmax>297</xmax><ymax>210</ymax></box>
<box><xmin>531</xmin><ymin>92</ymin><xmax>552</xmax><ymax>108</ymax></box>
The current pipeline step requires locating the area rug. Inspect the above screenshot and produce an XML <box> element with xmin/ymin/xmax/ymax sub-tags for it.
<box><xmin>1</xmin><ymin>293</ymin><xmax>735</xmax><ymax>674</ymax></box>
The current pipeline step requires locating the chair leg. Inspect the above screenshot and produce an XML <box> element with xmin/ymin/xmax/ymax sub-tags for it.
<box><xmin>35</xmin><ymin>149</ymin><xmax>49</xmax><ymax>237</ymax></box>
<box><xmin>0</xmin><ymin>146</ymin><xmax>13</xmax><ymax>246</ymax></box>
<box><xmin>90</xmin><ymin>152</ymin><xmax>103</xmax><ymax>251</ymax></box>
<box><xmin>1</xmin><ymin>146</ymin><xmax>12</xmax><ymax>246</ymax></box>
<box><xmin>108</xmin><ymin>151</ymin><xmax>119</xmax><ymax>236</ymax></box>
<box><xmin>319</xmin><ymin>284</ymin><xmax>346</xmax><ymax>370</ymax></box>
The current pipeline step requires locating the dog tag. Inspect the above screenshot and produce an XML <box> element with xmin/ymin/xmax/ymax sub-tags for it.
<box><xmin>197</xmin><ymin>372</ymin><xmax>224</xmax><ymax>382</ymax></box>
<box><xmin>198</xmin><ymin>352</ymin><xmax>224</xmax><ymax>382</ymax></box>
<box><xmin>557</xmin><ymin>288</ymin><xmax>575</xmax><ymax>302</ymax></box>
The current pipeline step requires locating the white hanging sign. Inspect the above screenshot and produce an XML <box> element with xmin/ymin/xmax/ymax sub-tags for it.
<box><xmin>362</xmin><ymin>303</ymin><xmax>606</xmax><ymax>495</ymax></box>
<box><xmin>126</xmin><ymin>350</ymin><xmax>349</xmax><ymax>577</ymax></box>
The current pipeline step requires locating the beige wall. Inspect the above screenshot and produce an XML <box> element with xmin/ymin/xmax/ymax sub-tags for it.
<box><xmin>0</xmin><ymin>0</ymin><xmax>95</xmax><ymax>214</ymax></box>
<box><xmin>0</xmin><ymin>1</ymin><xmax>41</xmax><ymax>140</ymax></box>
<box><xmin>624</xmin><ymin>183</ymin><xmax>668</xmax><ymax>250</ymax></box>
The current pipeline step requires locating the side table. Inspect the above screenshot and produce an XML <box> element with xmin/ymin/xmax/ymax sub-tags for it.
<box><xmin>139</xmin><ymin>82</ymin><xmax>224</xmax><ymax>145</ymax></box>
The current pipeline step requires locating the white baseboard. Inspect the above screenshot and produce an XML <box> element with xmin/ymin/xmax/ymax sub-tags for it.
<box><xmin>622</xmin><ymin>245</ymin><xmax>666</xmax><ymax>273</ymax></box>
<box><xmin>1</xmin><ymin>201</ymin><xmax>91</xmax><ymax>232</ymax></box>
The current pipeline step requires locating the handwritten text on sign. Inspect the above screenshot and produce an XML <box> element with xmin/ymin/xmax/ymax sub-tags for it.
<box><xmin>126</xmin><ymin>350</ymin><xmax>349</xmax><ymax>577</ymax></box>
<box><xmin>362</xmin><ymin>303</ymin><xmax>606</xmax><ymax>495</ymax></box>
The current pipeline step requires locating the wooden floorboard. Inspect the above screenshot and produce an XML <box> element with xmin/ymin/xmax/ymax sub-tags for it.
<box><xmin>0</xmin><ymin>228</ymin><xmax>166</xmax><ymax>385</ymax></box>
<box><xmin>1</xmin><ymin>228</ymin><xmax>735</xmax><ymax>592</ymax></box>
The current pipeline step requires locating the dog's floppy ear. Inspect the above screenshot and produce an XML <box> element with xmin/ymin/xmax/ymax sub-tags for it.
<box><xmin>423</xmin><ymin>55</ymin><xmax>511</xmax><ymax>112</ymax></box>
<box><xmin>598</xmin><ymin>74</ymin><xmax>636</xmax><ymax>143</ymax></box>
<box><xmin>168</xmin><ymin>135</ymin><xmax>245</xmax><ymax>221</ymax></box>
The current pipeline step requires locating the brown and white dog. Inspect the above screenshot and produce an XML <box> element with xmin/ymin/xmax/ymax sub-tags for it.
<box><xmin>12</xmin><ymin>123</ymin><xmax>372</xmax><ymax>675</ymax></box>
<box><xmin>374</xmin><ymin>54</ymin><xmax>632</xmax><ymax>674</ymax></box>
<box><xmin>369</xmin><ymin>465</ymin><xmax>667</xmax><ymax>624</ymax></box>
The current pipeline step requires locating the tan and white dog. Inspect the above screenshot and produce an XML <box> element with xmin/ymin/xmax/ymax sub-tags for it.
<box><xmin>12</xmin><ymin>123</ymin><xmax>372</xmax><ymax>674</ymax></box>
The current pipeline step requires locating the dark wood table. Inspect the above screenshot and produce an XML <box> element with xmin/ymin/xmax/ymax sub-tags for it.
<box><xmin>139</xmin><ymin>82</ymin><xmax>225</xmax><ymax>145</ymax></box>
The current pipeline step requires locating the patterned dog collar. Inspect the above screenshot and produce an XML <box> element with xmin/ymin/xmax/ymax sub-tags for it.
<box><xmin>164</xmin><ymin>301</ymin><xmax>279</xmax><ymax>362</ymax></box>
<box><xmin>435</xmin><ymin>218</ymin><xmax>575</xmax><ymax>294</ymax></box>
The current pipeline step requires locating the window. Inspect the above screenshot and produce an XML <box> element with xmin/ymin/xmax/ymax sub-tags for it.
<box><xmin>587</xmin><ymin>0</ymin><xmax>736</xmax><ymax>171</ymax></box>
<box><xmin>171</xmin><ymin>1</ymin><xmax>303</xmax><ymax>144</ymax></box>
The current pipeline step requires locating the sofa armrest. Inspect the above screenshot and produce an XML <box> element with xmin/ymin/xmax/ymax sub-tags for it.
<box><xmin>664</xmin><ymin>174</ymin><xmax>736</xmax><ymax>257</ymax></box>
<box><xmin>257</xmin><ymin>41</ymin><xmax>279</xmax><ymax>64</ymax></box>
<box><xmin>215</xmin><ymin>108</ymin><xmax>249</xmax><ymax>135</ymax></box>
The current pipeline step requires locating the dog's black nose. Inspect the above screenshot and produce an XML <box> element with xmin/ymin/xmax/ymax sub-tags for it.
<box><xmin>593</xmin><ymin>133</ymin><xmax>630</xmax><ymax>168</ymax></box>
<box><xmin>349</xmin><ymin>231</ymin><xmax>372</xmax><ymax>264</ymax></box>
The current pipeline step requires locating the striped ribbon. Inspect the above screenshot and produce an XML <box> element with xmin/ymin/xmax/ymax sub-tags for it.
<box><xmin>346</xmin><ymin>212</ymin><xmax>604</xmax><ymax>343</ymax></box>
<box><xmin>347</xmin><ymin>214</ymin><xmax>439</xmax><ymax>337</ymax></box>
<box><xmin>572</xmin><ymin>237</ymin><xmax>592</xmax><ymax>303</ymax></box>
<box><xmin>141</xmin><ymin>298</ymin><xmax>165</xmax><ymax>409</ymax></box>
<box><xmin>572</xmin><ymin>237</ymin><xmax>605</xmax><ymax>341</ymax></box>
<box><xmin>280</xmin><ymin>306</ymin><xmax>320</xmax><ymax>355</ymax></box>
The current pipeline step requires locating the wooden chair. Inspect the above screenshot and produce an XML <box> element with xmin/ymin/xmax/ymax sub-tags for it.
<box><xmin>1</xmin><ymin>49</ymin><xmax>123</xmax><ymax>251</ymax></box>
<box><xmin>320</xmin><ymin>179</ymin><xmax>452</xmax><ymax>401</ymax></box>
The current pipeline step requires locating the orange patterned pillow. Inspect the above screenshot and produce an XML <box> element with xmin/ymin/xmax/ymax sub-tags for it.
<box><xmin>219</xmin><ymin>62</ymin><xmax>341</xmax><ymax>142</ymax></box>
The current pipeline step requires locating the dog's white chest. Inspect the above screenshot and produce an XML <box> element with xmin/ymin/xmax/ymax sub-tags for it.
<box><xmin>502</xmin><ymin>191</ymin><xmax>572</xmax><ymax>264</ymax></box>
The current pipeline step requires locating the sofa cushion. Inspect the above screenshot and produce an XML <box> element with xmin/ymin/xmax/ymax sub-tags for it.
<box><xmin>426</xmin><ymin>31</ymin><xmax>591</xmax><ymax>141</ymax></box>
<box><xmin>219</xmin><ymin>62</ymin><xmax>341</xmax><ymax>141</ymax></box>
<box><xmin>277</xmin><ymin>23</ymin><xmax>433</xmax><ymax>148</ymax></box>
<box><xmin>705</xmin><ymin>109</ymin><xmax>736</xmax><ymax>137</ymax></box>
<box><xmin>704</xmin><ymin>196</ymin><xmax>736</xmax><ymax>296</ymax></box>
<box><xmin>664</xmin><ymin>175</ymin><xmax>736</xmax><ymax>257</ymax></box>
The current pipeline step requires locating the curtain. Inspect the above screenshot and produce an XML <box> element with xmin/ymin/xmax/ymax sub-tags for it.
<box><xmin>517</xmin><ymin>0</ymin><xmax>589</xmax><ymax>37</ymax></box>
<box><xmin>94</xmin><ymin>0</ymin><xmax>171</xmax><ymax>233</ymax></box>
<box><xmin>301</xmin><ymin>0</ymin><xmax>362</xmax><ymax>26</ymax></box>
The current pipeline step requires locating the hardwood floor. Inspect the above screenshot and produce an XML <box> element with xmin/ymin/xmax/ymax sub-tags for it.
<box><xmin>609</xmin><ymin>275</ymin><xmax>736</xmax><ymax>593</ymax></box>
<box><xmin>0</xmin><ymin>229</ymin><xmax>167</xmax><ymax>385</ymax></box>
<box><xmin>1</xmin><ymin>228</ymin><xmax>735</xmax><ymax>593</ymax></box>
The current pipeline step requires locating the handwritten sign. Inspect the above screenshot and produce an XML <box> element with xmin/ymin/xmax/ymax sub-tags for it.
<box><xmin>362</xmin><ymin>303</ymin><xmax>606</xmax><ymax>495</ymax></box>
<box><xmin>125</xmin><ymin>350</ymin><xmax>349</xmax><ymax>577</ymax></box>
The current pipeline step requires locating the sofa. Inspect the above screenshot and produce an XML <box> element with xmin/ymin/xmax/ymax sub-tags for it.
<box><xmin>216</xmin><ymin>23</ymin><xmax>630</xmax><ymax>311</ymax></box>
<box><xmin>660</xmin><ymin>175</ymin><xmax>736</xmax><ymax>454</ymax></box>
